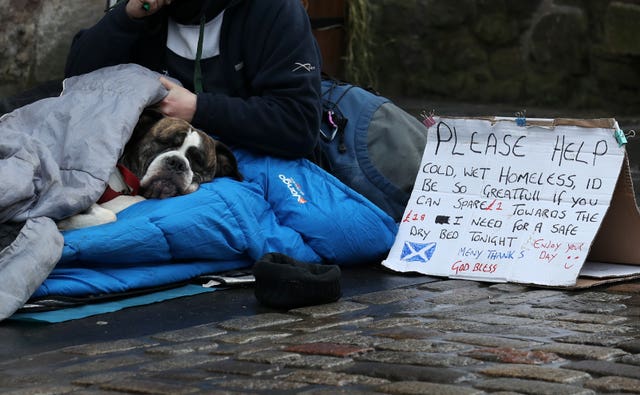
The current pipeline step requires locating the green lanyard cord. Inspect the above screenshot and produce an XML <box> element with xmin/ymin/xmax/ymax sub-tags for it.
<box><xmin>107</xmin><ymin>0</ymin><xmax>206</xmax><ymax>94</ymax></box>
<box><xmin>193</xmin><ymin>14</ymin><xmax>206</xmax><ymax>94</ymax></box>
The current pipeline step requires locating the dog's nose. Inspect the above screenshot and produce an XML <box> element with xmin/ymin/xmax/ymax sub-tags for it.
<box><xmin>165</xmin><ymin>156</ymin><xmax>187</xmax><ymax>173</ymax></box>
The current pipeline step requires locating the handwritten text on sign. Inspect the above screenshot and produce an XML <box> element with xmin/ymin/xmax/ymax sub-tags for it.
<box><xmin>382</xmin><ymin>118</ymin><xmax>625</xmax><ymax>286</ymax></box>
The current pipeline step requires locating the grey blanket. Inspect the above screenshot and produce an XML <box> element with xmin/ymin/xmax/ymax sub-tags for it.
<box><xmin>0</xmin><ymin>64</ymin><xmax>167</xmax><ymax>320</ymax></box>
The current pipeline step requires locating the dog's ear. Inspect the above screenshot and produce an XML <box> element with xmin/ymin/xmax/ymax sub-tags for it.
<box><xmin>215</xmin><ymin>142</ymin><xmax>243</xmax><ymax>181</ymax></box>
<box><xmin>121</xmin><ymin>107</ymin><xmax>165</xmax><ymax>174</ymax></box>
<box><xmin>130</xmin><ymin>107</ymin><xmax>164</xmax><ymax>142</ymax></box>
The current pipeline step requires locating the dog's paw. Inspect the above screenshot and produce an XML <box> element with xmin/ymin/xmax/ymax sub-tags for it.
<box><xmin>101</xmin><ymin>195</ymin><xmax>146</xmax><ymax>214</ymax></box>
<box><xmin>57</xmin><ymin>204</ymin><xmax>117</xmax><ymax>231</ymax></box>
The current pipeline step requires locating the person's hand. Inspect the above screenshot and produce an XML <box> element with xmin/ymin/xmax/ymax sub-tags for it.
<box><xmin>126</xmin><ymin>0</ymin><xmax>173</xmax><ymax>19</ymax></box>
<box><xmin>158</xmin><ymin>77</ymin><xmax>197</xmax><ymax>122</ymax></box>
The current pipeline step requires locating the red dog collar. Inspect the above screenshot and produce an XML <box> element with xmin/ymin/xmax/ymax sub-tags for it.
<box><xmin>97</xmin><ymin>165</ymin><xmax>140</xmax><ymax>204</ymax></box>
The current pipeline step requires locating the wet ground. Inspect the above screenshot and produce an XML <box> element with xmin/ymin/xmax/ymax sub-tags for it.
<box><xmin>1</xmin><ymin>100</ymin><xmax>639</xmax><ymax>394</ymax></box>
<box><xmin>0</xmin><ymin>265</ymin><xmax>638</xmax><ymax>394</ymax></box>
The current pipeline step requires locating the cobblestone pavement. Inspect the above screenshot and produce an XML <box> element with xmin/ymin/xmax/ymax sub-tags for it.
<box><xmin>1</xmin><ymin>271</ymin><xmax>638</xmax><ymax>395</ymax></box>
<box><xmin>2</xmin><ymin>102</ymin><xmax>640</xmax><ymax>394</ymax></box>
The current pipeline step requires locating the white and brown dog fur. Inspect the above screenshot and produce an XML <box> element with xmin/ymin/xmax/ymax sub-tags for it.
<box><xmin>57</xmin><ymin>109</ymin><xmax>242</xmax><ymax>230</ymax></box>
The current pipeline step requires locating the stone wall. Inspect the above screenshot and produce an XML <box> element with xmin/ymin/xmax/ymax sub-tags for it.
<box><xmin>0</xmin><ymin>0</ymin><xmax>103</xmax><ymax>98</ymax></box>
<box><xmin>1</xmin><ymin>0</ymin><xmax>639</xmax><ymax>115</ymax></box>
<box><xmin>366</xmin><ymin>0</ymin><xmax>640</xmax><ymax>113</ymax></box>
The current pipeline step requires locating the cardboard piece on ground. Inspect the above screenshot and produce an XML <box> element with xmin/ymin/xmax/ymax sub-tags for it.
<box><xmin>382</xmin><ymin>116</ymin><xmax>640</xmax><ymax>288</ymax></box>
<box><xmin>9</xmin><ymin>285</ymin><xmax>215</xmax><ymax>323</ymax></box>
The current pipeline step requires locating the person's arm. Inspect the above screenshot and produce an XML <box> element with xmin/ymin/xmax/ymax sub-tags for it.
<box><xmin>64</xmin><ymin>2</ymin><xmax>152</xmax><ymax>77</ymax></box>
<box><xmin>191</xmin><ymin>1</ymin><xmax>322</xmax><ymax>158</ymax></box>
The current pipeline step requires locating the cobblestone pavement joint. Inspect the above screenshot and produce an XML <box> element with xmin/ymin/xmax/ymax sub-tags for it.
<box><xmin>1</xmin><ymin>277</ymin><xmax>639</xmax><ymax>394</ymax></box>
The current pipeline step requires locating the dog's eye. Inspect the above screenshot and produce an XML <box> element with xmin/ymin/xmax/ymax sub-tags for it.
<box><xmin>157</xmin><ymin>132</ymin><xmax>186</xmax><ymax>149</ymax></box>
<box><xmin>186</xmin><ymin>147</ymin><xmax>205</xmax><ymax>169</ymax></box>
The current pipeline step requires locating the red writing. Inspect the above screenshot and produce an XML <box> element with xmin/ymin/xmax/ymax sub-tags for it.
<box><xmin>534</xmin><ymin>240</ymin><xmax>584</xmax><ymax>266</ymax></box>
<box><xmin>482</xmin><ymin>199</ymin><xmax>503</xmax><ymax>211</ymax></box>
<box><xmin>532</xmin><ymin>239</ymin><xmax>562</xmax><ymax>251</ymax></box>
<box><xmin>565</xmin><ymin>242</ymin><xmax>584</xmax><ymax>253</ymax></box>
<box><xmin>451</xmin><ymin>260</ymin><xmax>498</xmax><ymax>275</ymax></box>
<box><xmin>403</xmin><ymin>210</ymin><xmax>427</xmax><ymax>223</ymax></box>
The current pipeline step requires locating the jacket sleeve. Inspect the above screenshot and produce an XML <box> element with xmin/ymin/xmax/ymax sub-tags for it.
<box><xmin>64</xmin><ymin>3</ymin><xmax>148</xmax><ymax>78</ymax></box>
<box><xmin>191</xmin><ymin>0</ymin><xmax>322</xmax><ymax>159</ymax></box>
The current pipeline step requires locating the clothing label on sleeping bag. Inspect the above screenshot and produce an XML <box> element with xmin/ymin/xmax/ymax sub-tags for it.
<box><xmin>279</xmin><ymin>174</ymin><xmax>307</xmax><ymax>204</ymax></box>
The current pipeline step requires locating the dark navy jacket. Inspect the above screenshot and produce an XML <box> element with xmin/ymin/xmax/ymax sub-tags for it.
<box><xmin>65</xmin><ymin>0</ymin><xmax>322</xmax><ymax>159</ymax></box>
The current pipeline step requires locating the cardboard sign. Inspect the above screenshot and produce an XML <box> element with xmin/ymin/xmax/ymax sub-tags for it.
<box><xmin>382</xmin><ymin>117</ymin><xmax>640</xmax><ymax>287</ymax></box>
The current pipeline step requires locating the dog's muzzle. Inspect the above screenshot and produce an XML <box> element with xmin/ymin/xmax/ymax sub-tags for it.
<box><xmin>140</xmin><ymin>154</ymin><xmax>195</xmax><ymax>199</ymax></box>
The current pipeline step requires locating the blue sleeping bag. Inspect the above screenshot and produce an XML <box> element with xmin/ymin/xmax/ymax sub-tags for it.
<box><xmin>33</xmin><ymin>149</ymin><xmax>398</xmax><ymax>299</ymax></box>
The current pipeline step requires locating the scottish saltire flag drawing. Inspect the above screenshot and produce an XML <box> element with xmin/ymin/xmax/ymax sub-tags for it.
<box><xmin>400</xmin><ymin>242</ymin><xmax>437</xmax><ymax>263</ymax></box>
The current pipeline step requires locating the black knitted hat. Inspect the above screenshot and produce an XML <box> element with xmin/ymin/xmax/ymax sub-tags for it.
<box><xmin>253</xmin><ymin>253</ymin><xmax>342</xmax><ymax>310</ymax></box>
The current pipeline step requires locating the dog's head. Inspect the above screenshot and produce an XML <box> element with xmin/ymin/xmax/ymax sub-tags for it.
<box><xmin>121</xmin><ymin>110</ymin><xmax>243</xmax><ymax>199</ymax></box>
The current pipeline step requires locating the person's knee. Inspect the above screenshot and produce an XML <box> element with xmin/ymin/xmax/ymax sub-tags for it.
<box><xmin>1</xmin><ymin>80</ymin><xmax>63</xmax><ymax>115</ymax></box>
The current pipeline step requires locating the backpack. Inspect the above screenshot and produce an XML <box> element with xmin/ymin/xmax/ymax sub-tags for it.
<box><xmin>318</xmin><ymin>79</ymin><xmax>429</xmax><ymax>222</ymax></box>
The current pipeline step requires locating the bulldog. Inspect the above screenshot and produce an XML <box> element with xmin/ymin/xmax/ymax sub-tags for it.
<box><xmin>57</xmin><ymin>109</ymin><xmax>243</xmax><ymax>230</ymax></box>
